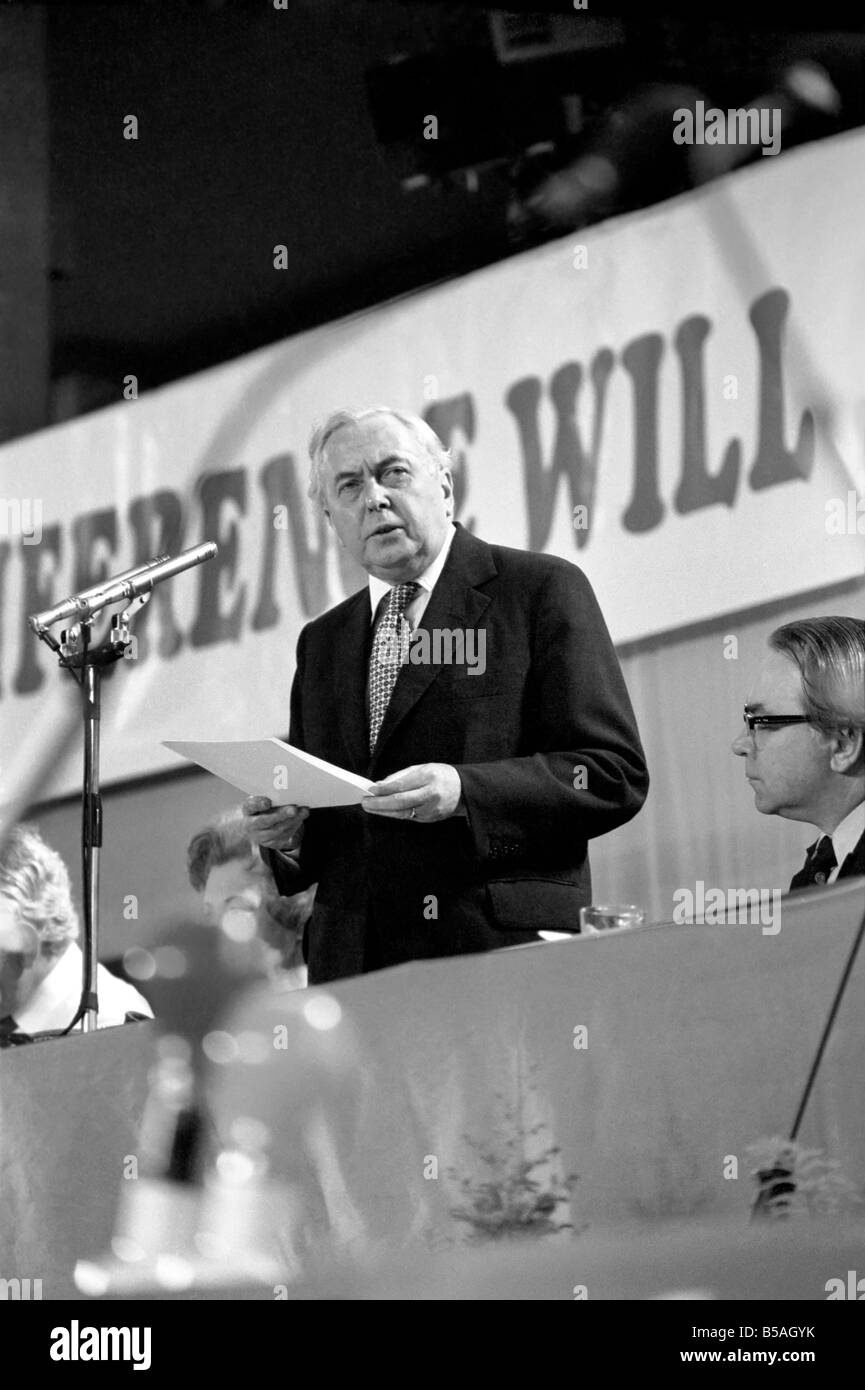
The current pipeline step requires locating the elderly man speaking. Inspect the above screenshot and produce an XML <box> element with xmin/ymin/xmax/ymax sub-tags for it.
<box><xmin>243</xmin><ymin>406</ymin><xmax>648</xmax><ymax>983</ymax></box>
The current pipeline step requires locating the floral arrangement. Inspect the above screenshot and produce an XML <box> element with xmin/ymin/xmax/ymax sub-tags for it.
<box><xmin>746</xmin><ymin>1136</ymin><xmax>862</xmax><ymax>1219</ymax></box>
<box><xmin>447</xmin><ymin>1080</ymin><xmax>579</xmax><ymax>1243</ymax></box>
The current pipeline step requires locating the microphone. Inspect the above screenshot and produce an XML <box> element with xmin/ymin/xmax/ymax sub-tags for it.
<box><xmin>29</xmin><ymin>542</ymin><xmax>217</xmax><ymax>632</ymax></box>
<box><xmin>28</xmin><ymin>555</ymin><xmax>170</xmax><ymax>633</ymax></box>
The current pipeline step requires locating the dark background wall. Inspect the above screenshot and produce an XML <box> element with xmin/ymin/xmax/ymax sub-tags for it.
<box><xmin>47</xmin><ymin>0</ymin><xmax>498</xmax><ymax>391</ymax></box>
<box><xmin>27</xmin><ymin>0</ymin><xmax>865</xmax><ymax>430</ymax></box>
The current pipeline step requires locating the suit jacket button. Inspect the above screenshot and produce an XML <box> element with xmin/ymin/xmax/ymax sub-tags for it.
<box><xmin>814</xmin><ymin>872</ymin><xmax>827</xmax><ymax>884</ymax></box>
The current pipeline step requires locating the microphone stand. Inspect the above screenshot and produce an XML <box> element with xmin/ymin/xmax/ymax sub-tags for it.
<box><xmin>27</xmin><ymin>542</ymin><xmax>216</xmax><ymax>1038</ymax></box>
<box><xmin>32</xmin><ymin>593</ymin><xmax>152</xmax><ymax>1033</ymax></box>
<box><xmin>750</xmin><ymin>892</ymin><xmax>865</xmax><ymax>1219</ymax></box>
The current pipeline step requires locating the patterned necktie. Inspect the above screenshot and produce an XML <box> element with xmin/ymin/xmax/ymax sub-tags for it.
<box><xmin>789</xmin><ymin>835</ymin><xmax>837</xmax><ymax>890</ymax></box>
<box><xmin>368</xmin><ymin>582</ymin><xmax>419</xmax><ymax>752</ymax></box>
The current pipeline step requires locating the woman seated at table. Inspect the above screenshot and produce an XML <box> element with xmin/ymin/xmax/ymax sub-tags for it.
<box><xmin>0</xmin><ymin>823</ymin><xmax>152</xmax><ymax>1041</ymax></box>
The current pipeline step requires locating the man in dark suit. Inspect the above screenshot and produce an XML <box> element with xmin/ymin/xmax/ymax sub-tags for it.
<box><xmin>732</xmin><ymin>617</ymin><xmax>865</xmax><ymax>891</ymax></box>
<box><xmin>243</xmin><ymin>406</ymin><xmax>648</xmax><ymax>983</ymax></box>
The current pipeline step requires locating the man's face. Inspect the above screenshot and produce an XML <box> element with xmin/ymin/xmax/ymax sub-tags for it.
<box><xmin>731</xmin><ymin>648</ymin><xmax>833</xmax><ymax>822</ymax></box>
<box><xmin>202</xmin><ymin>857</ymin><xmax>296</xmax><ymax>970</ymax></box>
<box><xmin>0</xmin><ymin>896</ymin><xmax>40</xmax><ymax>1018</ymax></box>
<box><xmin>320</xmin><ymin>415</ymin><xmax>454</xmax><ymax>581</ymax></box>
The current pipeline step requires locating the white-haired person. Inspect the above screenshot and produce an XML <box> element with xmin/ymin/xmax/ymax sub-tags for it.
<box><xmin>0</xmin><ymin>824</ymin><xmax>152</xmax><ymax>1042</ymax></box>
<box><xmin>186</xmin><ymin>810</ymin><xmax>312</xmax><ymax>988</ymax></box>
<box><xmin>241</xmin><ymin>404</ymin><xmax>648</xmax><ymax>982</ymax></box>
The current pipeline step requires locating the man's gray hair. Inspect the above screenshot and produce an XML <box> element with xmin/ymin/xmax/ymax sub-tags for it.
<box><xmin>769</xmin><ymin>617</ymin><xmax>865</xmax><ymax>737</ymax></box>
<box><xmin>0</xmin><ymin>823</ymin><xmax>79</xmax><ymax>958</ymax></box>
<box><xmin>307</xmin><ymin>406</ymin><xmax>451</xmax><ymax>511</ymax></box>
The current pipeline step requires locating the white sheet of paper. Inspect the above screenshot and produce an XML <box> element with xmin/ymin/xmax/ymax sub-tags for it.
<box><xmin>162</xmin><ymin>737</ymin><xmax>372</xmax><ymax>807</ymax></box>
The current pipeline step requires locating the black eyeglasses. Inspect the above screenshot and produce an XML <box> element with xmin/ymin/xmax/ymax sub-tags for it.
<box><xmin>742</xmin><ymin>708</ymin><xmax>810</xmax><ymax>733</ymax></box>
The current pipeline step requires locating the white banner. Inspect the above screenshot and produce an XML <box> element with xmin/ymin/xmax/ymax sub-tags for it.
<box><xmin>1</xmin><ymin>129</ymin><xmax>864</xmax><ymax>800</ymax></box>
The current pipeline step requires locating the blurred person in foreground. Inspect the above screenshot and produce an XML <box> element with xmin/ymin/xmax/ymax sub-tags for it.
<box><xmin>242</xmin><ymin>405</ymin><xmax>648</xmax><ymax>983</ymax></box>
<box><xmin>0</xmin><ymin>824</ymin><xmax>152</xmax><ymax>1042</ymax></box>
<box><xmin>732</xmin><ymin>617</ymin><xmax>865</xmax><ymax>890</ymax></box>
<box><xmin>187</xmin><ymin>810</ymin><xmax>311</xmax><ymax>988</ymax></box>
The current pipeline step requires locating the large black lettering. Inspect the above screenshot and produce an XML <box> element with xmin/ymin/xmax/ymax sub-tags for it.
<box><xmin>71</xmin><ymin>508</ymin><xmax>118</xmax><ymax>592</ymax></box>
<box><xmin>506</xmin><ymin>355</ymin><xmax>614</xmax><ymax>552</ymax></box>
<box><xmin>189</xmin><ymin>470</ymin><xmax>246</xmax><ymax>648</ymax></box>
<box><xmin>620</xmin><ymin>333</ymin><xmax>665</xmax><ymax>533</ymax></box>
<box><xmin>673</xmin><ymin>316</ymin><xmax>741</xmax><ymax>514</ymax></box>
<box><xmin>68</xmin><ymin>507</ymin><xmax>119</xmax><ymax>651</ymax></box>
<box><xmin>127</xmin><ymin>490</ymin><xmax>185</xmax><ymax>661</ymax></box>
<box><xmin>423</xmin><ymin>393</ymin><xmax>476</xmax><ymax>531</ymax></box>
<box><xmin>251</xmin><ymin>453</ymin><xmax>333</xmax><ymax>629</ymax></box>
<box><xmin>748</xmin><ymin>288</ymin><xmax>815</xmax><ymax>490</ymax></box>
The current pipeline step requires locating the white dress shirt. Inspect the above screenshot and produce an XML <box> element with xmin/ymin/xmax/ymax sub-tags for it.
<box><xmin>823</xmin><ymin>801</ymin><xmax>865</xmax><ymax>884</ymax></box>
<box><xmin>368</xmin><ymin>522</ymin><xmax>457</xmax><ymax>627</ymax></box>
<box><xmin>13</xmin><ymin>941</ymin><xmax>153</xmax><ymax>1034</ymax></box>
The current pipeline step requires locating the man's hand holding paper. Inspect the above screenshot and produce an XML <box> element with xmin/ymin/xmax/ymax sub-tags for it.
<box><xmin>241</xmin><ymin>797</ymin><xmax>309</xmax><ymax>854</ymax></box>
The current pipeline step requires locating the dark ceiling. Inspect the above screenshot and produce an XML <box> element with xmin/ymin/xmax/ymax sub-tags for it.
<box><xmin>38</xmin><ymin>0</ymin><xmax>865</xmax><ymax>418</ymax></box>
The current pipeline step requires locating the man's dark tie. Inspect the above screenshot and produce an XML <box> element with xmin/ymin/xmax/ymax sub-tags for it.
<box><xmin>368</xmin><ymin>582</ymin><xmax>419</xmax><ymax>751</ymax></box>
<box><xmin>789</xmin><ymin>835</ymin><xmax>837</xmax><ymax>891</ymax></box>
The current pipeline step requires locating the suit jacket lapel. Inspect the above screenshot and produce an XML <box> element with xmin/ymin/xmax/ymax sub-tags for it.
<box><xmin>332</xmin><ymin>590</ymin><xmax>375</xmax><ymax>774</ymax></box>
<box><xmin>369</xmin><ymin>526</ymin><xmax>496</xmax><ymax>771</ymax></box>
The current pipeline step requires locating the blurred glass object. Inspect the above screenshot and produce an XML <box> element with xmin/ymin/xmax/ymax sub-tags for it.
<box><xmin>579</xmin><ymin>904</ymin><xmax>646</xmax><ymax>934</ymax></box>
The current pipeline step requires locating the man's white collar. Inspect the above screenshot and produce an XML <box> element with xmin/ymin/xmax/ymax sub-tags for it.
<box><xmin>368</xmin><ymin>522</ymin><xmax>457</xmax><ymax>621</ymax></box>
<box><xmin>824</xmin><ymin>800</ymin><xmax>865</xmax><ymax>870</ymax></box>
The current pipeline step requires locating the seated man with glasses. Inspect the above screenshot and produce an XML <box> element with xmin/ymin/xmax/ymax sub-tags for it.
<box><xmin>731</xmin><ymin>616</ymin><xmax>865</xmax><ymax>890</ymax></box>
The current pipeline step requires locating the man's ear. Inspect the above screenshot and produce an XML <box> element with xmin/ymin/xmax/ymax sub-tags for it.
<box><xmin>440</xmin><ymin>467</ymin><xmax>455</xmax><ymax>517</ymax></box>
<box><xmin>829</xmin><ymin>724</ymin><xmax>864</xmax><ymax>774</ymax></box>
<box><xmin>323</xmin><ymin>509</ymin><xmax>345</xmax><ymax>547</ymax></box>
